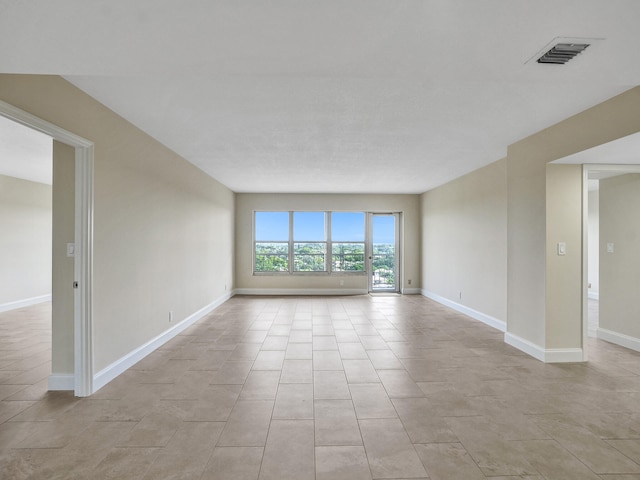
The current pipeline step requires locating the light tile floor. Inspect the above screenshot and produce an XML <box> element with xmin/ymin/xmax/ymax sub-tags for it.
<box><xmin>2</xmin><ymin>296</ymin><xmax>640</xmax><ymax>479</ymax></box>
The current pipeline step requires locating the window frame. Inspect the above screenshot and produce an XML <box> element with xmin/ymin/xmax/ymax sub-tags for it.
<box><xmin>253</xmin><ymin>210</ymin><xmax>367</xmax><ymax>276</ymax></box>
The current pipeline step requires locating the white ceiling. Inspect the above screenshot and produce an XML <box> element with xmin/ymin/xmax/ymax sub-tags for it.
<box><xmin>0</xmin><ymin>115</ymin><xmax>52</xmax><ymax>185</ymax></box>
<box><xmin>1</xmin><ymin>1</ymin><xmax>639</xmax><ymax>193</ymax></box>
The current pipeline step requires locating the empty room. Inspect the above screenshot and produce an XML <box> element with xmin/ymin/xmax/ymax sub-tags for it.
<box><xmin>2</xmin><ymin>1</ymin><xmax>640</xmax><ymax>479</ymax></box>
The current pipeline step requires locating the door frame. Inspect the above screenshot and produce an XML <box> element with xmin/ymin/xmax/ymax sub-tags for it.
<box><xmin>367</xmin><ymin>212</ymin><xmax>401</xmax><ymax>293</ymax></box>
<box><xmin>0</xmin><ymin>100</ymin><xmax>94</xmax><ymax>397</ymax></box>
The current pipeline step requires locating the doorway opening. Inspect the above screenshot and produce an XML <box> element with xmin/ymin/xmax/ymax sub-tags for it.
<box><xmin>367</xmin><ymin>213</ymin><xmax>400</xmax><ymax>293</ymax></box>
<box><xmin>583</xmin><ymin>164</ymin><xmax>640</xmax><ymax>358</ymax></box>
<box><xmin>0</xmin><ymin>100</ymin><xmax>94</xmax><ymax>397</ymax></box>
<box><xmin>0</xmin><ymin>116</ymin><xmax>53</xmax><ymax>399</ymax></box>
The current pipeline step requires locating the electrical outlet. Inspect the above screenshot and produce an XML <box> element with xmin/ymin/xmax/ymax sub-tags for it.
<box><xmin>408</xmin><ymin>279</ymin><xmax>411</xmax><ymax>285</ymax></box>
<box><xmin>339</xmin><ymin>279</ymin><xmax>344</xmax><ymax>286</ymax></box>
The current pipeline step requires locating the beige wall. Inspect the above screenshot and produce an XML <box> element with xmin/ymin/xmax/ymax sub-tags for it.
<box><xmin>0</xmin><ymin>74</ymin><xmax>235</xmax><ymax>373</ymax></box>
<box><xmin>235</xmin><ymin>193</ymin><xmax>420</xmax><ymax>292</ymax></box>
<box><xmin>420</xmin><ymin>158</ymin><xmax>507</xmax><ymax>323</ymax></box>
<box><xmin>588</xmin><ymin>188</ymin><xmax>600</xmax><ymax>298</ymax></box>
<box><xmin>418</xmin><ymin>86</ymin><xmax>640</xmax><ymax>359</ymax></box>
<box><xmin>599</xmin><ymin>173</ymin><xmax>640</xmax><ymax>340</ymax></box>
<box><xmin>0</xmin><ymin>174</ymin><xmax>52</xmax><ymax>307</ymax></box>
<box><xmin>545</xmin><ymin>164</ymin><xmax>583</xmax><ymax>349</ymax></box>
<box><xmin>51</xmin><ymin>141</ymin><xmax>75</xmax><ymax>375</ymax></box>
<box><xmin>507</xmin><ymin>86</ymin><xmax>640</xmax><ymax>353</ymax></box>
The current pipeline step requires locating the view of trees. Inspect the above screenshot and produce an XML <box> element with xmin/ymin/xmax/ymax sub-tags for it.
<box><xmin>332</xmin><ymin>243</ymin><xmax>365</xmax><ymax>271</ymax></box>
<box><xmin>255</xmin><ymin>243</ymin><xmax>289</xmax><ymax>272</ymax></box>
<box><xmin>293</xmin><ymin>243</ymin><xmax>326</xmax><ymax>271</ymax></box>
<box><xmin>372</xmin><ymin>244</ymin><xmax>395</xmax><ymax>287</ymax></box>
<box><xmin>256</xmin><ymin>241</ymin><xmax>395</xmax><ymax>286</ymax></box>
<box><xmin>256</xmin><ymin>243</ymin><xmax>365</xmax><ymax>272</ymax></box>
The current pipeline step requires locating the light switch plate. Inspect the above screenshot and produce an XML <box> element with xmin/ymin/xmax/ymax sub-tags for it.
<box><xmin>607</xmin><ymin>243</ymin><xmax>614</xmax><ymax>253</ymax></box>
<box><xmin>66</xmin><ymin>243</ymin><xmax>75</xmax><ymax>257</ymax></box>
<box><xmin>557</xmin><ymin>242</ymin><xmax>566</xmax><ymax>256</ymax></box>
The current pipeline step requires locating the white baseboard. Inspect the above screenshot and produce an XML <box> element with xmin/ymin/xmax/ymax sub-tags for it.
<box><xmin>597</xmin><ymin>327</ymin><xmax>640</xmax><ymax>353</ymax></box>
<box><xmin>544</xmin><ymin>348</ymin><xmax>584</xmax><ymax>363</ymax></box>
<box><xmin>402</xmin><ymin>288</ymin><xmax>421</xmax><ymax>295</ymax></box>
<box><xmin>48</xmin><ymin>374</ymin><xmax>74</xmax><ymax>391</ymax></box>
<box><xmin>421</xmin><ymin>289</ymin><xmax>506</xmax><ymax>332</ymax></box>
<box><xmin>588</xmin><ymin>291</ymin><xmax>599</xmax><ymax>300</ymax></box>
<box><xmin>504</xmin><ymin>332</ymin><xmax>584</xmax><ymax>363</ymax></box>
<box><xmin>504</xmin><ymin>332</ymin><xmax>545</xmax><ymax>361</ymax></box>
<box><xmin>233</xmin><ymin>288</ymin><xmax>368</xmax><ymax>296</ymax></box>
<box><xmin>0</xmin><ymin>294</ymin><xmax>51</xmax><ymax>313</ymax></box>
<box><xmin>93</xmin><ymin>292</ymin><xmax>233</xmax><ymax>393</ymax></box>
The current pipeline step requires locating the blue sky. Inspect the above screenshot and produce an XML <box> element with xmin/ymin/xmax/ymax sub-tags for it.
<box><xmin>255</xmin><ymin>212</ymin><xmax>393</xmax><ymax>243</ymax></box>
<box><xmin>372</xmin><ymin>215</ymin><xmax>395</xmax><ymax>244</ymax></box>
<box><xmin>255</xmin><ymin>212</ymin><xmax>289</xmax><ymax>240</ymax></box>
<box><xmin>255</xmin><ymin>212</ymin><xmax>368</xmax><ymax>242</ymax></box>
<box><xmin>331</xmin><ymin>212</ymin><xmax>364</xmax><ymax>241</ymax></box>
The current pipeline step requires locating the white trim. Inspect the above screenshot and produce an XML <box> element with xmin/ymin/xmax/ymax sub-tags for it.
<box><xmin>402</xmin><ymin>288</ymin><xmax>421</xmax><ymax>295</ymax></box>
<box><xmin>504</xmin><ymin>332</ymin><xmax>545</xmax><ymax>361</ymax></box>
<box><xmin>367</xmin><ymin>212</ymin><xmax>402</xmax><ymax>294</ymax></box>
<box><xmin>0</xmin><ymin>100</ymin><xmax>93</xmax><ymax>148</ymax></box>
<box><xmin>234</xmin><ymin>288</ymin><xmax>367</xmax><ymax>296</ymax></box>
<box><xmin>504</xmin><ymin>332</ymin><xmax>584</xmax><ymax>362</ymax></box>
<box><xmin>0</xmin><ymin>294</ymin><xmax>51</xmax><ymax>313</ymax></box>
<box><xmin>582</xmin><ymin>165</ymin><xmax>590</xmax><ymax>362</ymax></box>
<box><xmin>597</xmin><ymin>328</ymin><xmax>640</xmax><ymax>353</ymax></box>
<box><xmin>544</xmin><ymin>348</ymin><xmax>584</xmax><ymax>363</ymax></box>
<box><xmin>93</xmin><ymin>293</ymin><xmax>232</xmax><ymax>393</ymax></box>
<box><xmin>236</xmin><ymin>288</ymin><xmax>368</xmax><ymax>296</ymax></box>
<box><xmin>0</xmin><ymin>100</ymin><xmax>94</xmax><ymax>398</ymax></box>
<box><xmin>48</xmin><ymin>374</ymin><xmax>74</xmax><ymax>391</ymax></box>
<box><xmin>74</xmin><ymin>144</ymin><xmax>94</xmax><ymax>397</ymax></box>
<box><xmin>588</xmin><ymin>291</ymin><xmax>599</xmax><ymax>300</ymax></box>
<box><xmin>421</xmin><ymin>289</ymin><xmax>506</xmax><ymax>332</ymax></box>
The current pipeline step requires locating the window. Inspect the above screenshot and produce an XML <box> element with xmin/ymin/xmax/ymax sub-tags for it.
<box><xmin>331</xmin><ymin>212</ymin><xmax>365</xmax><ymax>272</ymax></box>
<box><xmin>293</xmin><ymin>212</ymin><xmax>326</xmax><ymax>272</ymax></box>
<box><xmin>253</xmin><ymin>211</ymin><xmax>366</xmax><ymax>275</ymax></box>
<box><xmin>254</xmin><ymin>212</ymin><xmax>289</xmax><ymax>272</ymax></box>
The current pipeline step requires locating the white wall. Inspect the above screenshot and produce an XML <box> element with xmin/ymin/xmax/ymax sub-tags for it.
<box><xmin>0</xmin><ymin>174</ymin><xmax>52</xmax><ymax>310</ymax></box>
<box><xmin>588</xmin><ymin>188</ymin><xmax>600</xmax><ymax>299</ymax></box>
<box><xmin>420</xmin><ymin>158</ymin><xmax>507</xmax><ymax>327</ymax></box>
<box><xmin>599</xmin><ymin>173</ymin><xmax>640</xmax><ymax>348</ymax></box>
<box><xmin>235</xmin><ymin>193</ymin><xmax>420</xmax><ymax>293</ymax></box>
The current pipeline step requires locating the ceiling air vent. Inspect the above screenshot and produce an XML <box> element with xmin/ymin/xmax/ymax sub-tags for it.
<box><xmin>536</xmin><ymin>43</ymin><xmax>590</xmax><ymax>64</ymax></box>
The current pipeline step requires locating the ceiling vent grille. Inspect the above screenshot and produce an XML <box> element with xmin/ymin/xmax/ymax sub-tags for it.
<box><xmin>537</xmin><ymin>43</ymin><xmax>590</xmax><ymax>64</ymax></box>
